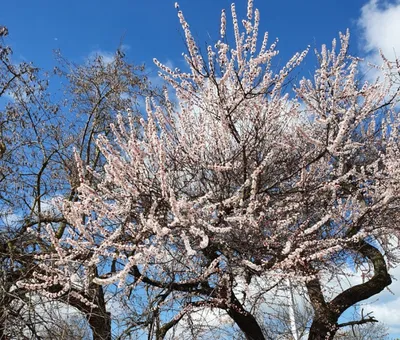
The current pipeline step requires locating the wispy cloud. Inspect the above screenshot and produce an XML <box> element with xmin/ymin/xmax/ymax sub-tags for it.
<box><xmin>87</xmin><ymin>44</ymin><xmax>131</xmax><ymax>65</ymax></box>
<box><xmin>87</xmin><ymin>50</ymin><xmax>115</xmax><ymax>64</ymax></box>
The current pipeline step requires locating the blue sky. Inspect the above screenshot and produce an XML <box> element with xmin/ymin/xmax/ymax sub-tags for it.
<box><xmin>2</xmin><ymin>0</ymin><xmax>400</xmax><ymax>337</ymax></box>
<box><xmin>0</xmin><ymin>0</ymin><xmax>370</xmax><ymax>77</ymax></box>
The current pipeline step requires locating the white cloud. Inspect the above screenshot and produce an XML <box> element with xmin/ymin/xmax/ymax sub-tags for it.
<box><xmin>358</xmin><ymin>0</ymin><xmax>400</xmax><ymax>63</ymax></box>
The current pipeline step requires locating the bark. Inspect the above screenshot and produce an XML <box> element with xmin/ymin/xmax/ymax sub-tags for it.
<box><xmin>87</xmin><ymin>309</ymin><xmax>112</xmax><ymax>340</ymax></box>
<box><xmin>306</xmin><ymin>278</ymin><xmax>337</xmax><ymax>340</ymax></box>
<box><xmin>308</xmin><ymin>325</ymin><xmax>335</xmax><ymax>340</ymax></box>
<box><xmin>84</xmin><ymin>285</ymin><xmax>111</xmax><ymax>340</ymax></box>
<box><xmin>227</xmin><ymin>293</ymin><xmax>265</xmax><ymax>340</ymax></box>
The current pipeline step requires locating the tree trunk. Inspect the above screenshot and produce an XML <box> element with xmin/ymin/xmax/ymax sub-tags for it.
<box><xmin>227</xmin><ymin>294</ymin><xmax>265</xmax><ymax>340</ymax></box>
<box><xmin>86</xmin><ymin>285</ymin><xmax>111</xmax><ymax>340</ymax></box>
<box><xmin>308</xmin><ymin>317</ymin><xmax>337</xmax><ymax>340</ymax></box>
<box><xmin>307</xmin><ymin>240</ymin><xmax>392</xmax><ymax>340</ymax></box>
<box><xmin>87</xmin><ymin>310</ymin><xmax>112</xmax><ymax>340</ymax></box>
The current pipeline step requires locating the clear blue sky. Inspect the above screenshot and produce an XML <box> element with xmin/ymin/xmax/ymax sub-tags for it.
<box><xmin>1</xmin><ymin>0</ymin><xmax>366</xmax><ymax>77</ymax></box>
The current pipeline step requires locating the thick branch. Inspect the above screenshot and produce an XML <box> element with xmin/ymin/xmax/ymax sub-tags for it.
<box><xmin>330</xmin><ymin>240</ymin><xmax>391</xmax><ymax>315</ymax></box>
<box><xmin>308</xmin><ymin>240</ymin><xmax>391</xmax><ymax>340</ymax></box>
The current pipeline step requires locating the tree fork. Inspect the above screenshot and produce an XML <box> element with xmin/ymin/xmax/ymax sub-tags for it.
<box><xmin>307</xmin><ymin>240</ymin><xmax>392</xmax><ymax>340</ymax></box>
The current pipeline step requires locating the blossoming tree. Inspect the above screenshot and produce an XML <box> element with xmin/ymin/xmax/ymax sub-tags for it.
<box><xmin>27</xmin><ymin>1</ymin><xmax>400</xmax><ymax>339</ymax></box>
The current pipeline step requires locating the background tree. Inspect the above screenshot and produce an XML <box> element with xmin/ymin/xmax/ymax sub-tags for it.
<box><xmin>0</xmin><ymin>25</ymin><xmax>158</xmax><ymax>339</ymax></box>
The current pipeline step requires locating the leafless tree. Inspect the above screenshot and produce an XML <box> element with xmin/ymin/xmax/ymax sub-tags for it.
<box><xmin>0</xmin><ymin>25</ymin><xmax>158</xmax><ymax>339</ymax></box>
